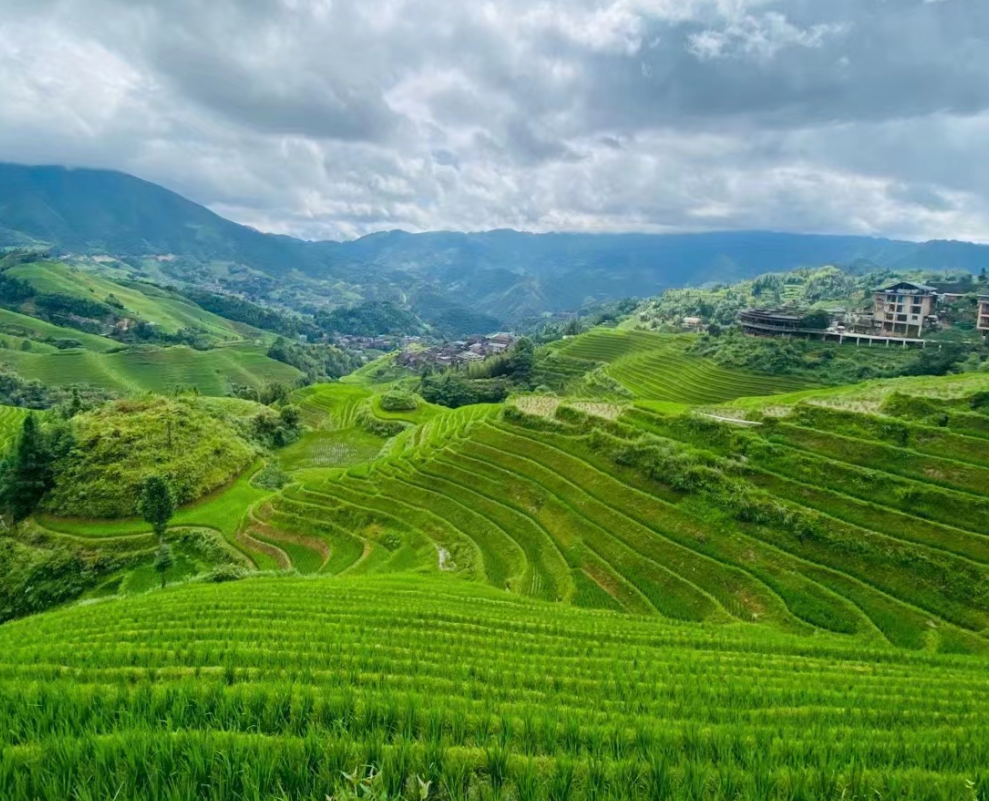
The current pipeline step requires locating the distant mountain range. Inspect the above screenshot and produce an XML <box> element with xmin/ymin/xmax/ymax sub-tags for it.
<box><xmin>3</xmin><ymin>162</ymin><xmax>989</xmax><ymax>325</ymax></box>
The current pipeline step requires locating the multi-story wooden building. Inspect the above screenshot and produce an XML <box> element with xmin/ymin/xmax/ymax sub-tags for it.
<box><xmin>873</xmin><ymin>281</ymin><xmax>937</xmax><ymax>338</ymax></box>
<box><xmin>979</xmin><ymin>295</ymin><xmax>989</xmax><ymax>334</ymax></box>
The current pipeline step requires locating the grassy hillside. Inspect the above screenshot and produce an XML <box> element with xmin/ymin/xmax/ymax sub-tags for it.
<box><xmin>0</xmin><ymin>574</ymin><xmax>986</xmax><ymax>800</ymax></box>
<box><xmin>0</xmin><ymin>343</ymin><xmax>303</xmax><ymax>396</ymax></box>
<box><xmin>0</xmin><ymin>404</ymin><xmax>28</xmax><ymax>452</ymax></box>
<box><xmin>554</xmin><ymin>328</ymin><xmax>816</xmax><ymax>402</ymax></box>
<box><xmin>279</xmin><ymin>384</ymin><xmax>441</xmax><ymax>472</ymax></box>
<box><xmin>35</xmin><ymin>346</ymin><xmax>989</xmax><ymax>653</ymax></box>
<box><xmin>43</xmin><ymin>396</ymin><xmax>257</xmax><ymax>518</ymax></box>
<box><xmin>0</xmin><ymin>306</ymin><xmax>119</xmax><ymax>352</ymax></box>
<box><xmin>8</xmin><ymin>261</ymin><xmax>253</xmax><ymax>343</ymax></box>
<box><xmin>723</xmin><ymin>369</ymin><xmax>989</xmax><ymax>414</ymax></box>
<box><xmin>238</xmin><ymin>390</ymin><xmax>989</xmax><ymax>652</ymax></box>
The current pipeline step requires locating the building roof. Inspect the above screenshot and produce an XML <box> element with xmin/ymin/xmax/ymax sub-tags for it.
<box><xmin>874</xmin><ymin>280</ymin><xmax>937</xmax><ymax>293</ymax></box>
<box><xmin>738</xmin><ymin>308</ymin><xmax>805</xmax><ymax>323</ymax></box>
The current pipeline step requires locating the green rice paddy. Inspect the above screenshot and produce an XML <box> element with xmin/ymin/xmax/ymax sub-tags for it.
<box><xmin>9</xmin><ymin>261</ymin><xmax>252</xmax><ymax>342</ymax></box>
<box><xmin>0</xmin><ymin>575</ymin><xmax>986</xmax><ymax>800</ymax></box>
<box><xmin>0</xmin><ymin>404</ymin><xmax>28</xmax><ymax>453</ymax></box>
<box><xmin>559</xmin><ymin>329</ymin><xmax>815</xmax><ymax>403</ymax></box>
<box><xmin>0</xmin><ymin>342</ymin><xmax>303</xmax><ymax>396</ymax></box>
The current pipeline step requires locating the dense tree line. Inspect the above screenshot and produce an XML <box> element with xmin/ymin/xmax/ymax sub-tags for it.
<box><xmin>0</xmin><ymin>368</ymin><xmax>113</xmax><ymax>410</ymax></box>
<box><xmin>0</xmin><ymin>415</ymin><xmax>72</xmax><ymax>524</ymax></box>
<box><xmin>418</xmin><ymin>374</ymin><xmax>509</xmax><ymax>408</ymax></box>
<box><xmin>693</xmin><ymin>329</ymin><xmax>986</xmax><ymax>382</ymax></box>
<box><xmin>266</xmin><ymin>338</ymin><xmax>361</xmax><ymax>382</ymax></box>
<box><xmin>315</xmin><ymin>301</ymin><xmax>425</xmax><ymax>337</ymax></box>
<box><xmin>180</xmin><ymin>288</ymin><xmax>320</xmax><ymax>340</ymax></box>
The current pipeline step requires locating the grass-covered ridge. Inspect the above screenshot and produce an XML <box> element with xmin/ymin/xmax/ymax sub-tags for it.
<box><xmin>554</xmin><ymin>329</ymin><xmax>816</xmax><ymax>402</ymax></box>
<box><xmin>7</xmin><ymin>260</ymin><xmax>256</xmax><ymax>344</ymax></box>
<box><xmin>43</xmin><ymin>396</ymin><xmax>258</xmax><ymax>518</ymax></box>
<box><xmin>0</xmin><ymin>574</ymin><xmax>986</xmax><ymax>800</ymax></box>
<box><xmin>0</xmin><ymin>342</ymin><xmax>303</xmax><ymax>396</ymax></box>
<box><xmin>0</xmin><ymin>306</ymin><xmax>119</xmax><ymax>352</ymax></box>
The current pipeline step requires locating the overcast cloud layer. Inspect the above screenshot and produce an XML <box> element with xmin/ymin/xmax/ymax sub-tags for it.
<box><xmin>2</xmin><ymin>0</ymin><xmax>989</xmax><ymax>241</ymax></box>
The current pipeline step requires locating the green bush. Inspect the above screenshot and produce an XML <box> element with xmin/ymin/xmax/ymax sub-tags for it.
<box><xmin>379</xmin><ymin>390</ymin><xmax>418</xmax><ymax>412</ymax></box>
<box><xmin>0</xmin><ymin>538</ymin><xmax>124</xmax><ymax>623</ymax></box>
<box><xmin>356</xmin><ymin>407</ymin><xmax>405</xmax><ymax>437</ymax></box>
<box><xmin>254</xmin><ymin>463</ymin><xmax>291</xmax><ymax>490</ymax></box>
<box><xmin>200</xmin><ymin>564</ymin><xmax>248</xmax><ymax>583</ymax></box>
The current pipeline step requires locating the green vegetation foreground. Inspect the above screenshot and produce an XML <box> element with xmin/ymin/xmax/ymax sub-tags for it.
<box><xmin>0</xmin><ymin>574</ymin><xmax>986</xmax><ymax>801</ymax></box>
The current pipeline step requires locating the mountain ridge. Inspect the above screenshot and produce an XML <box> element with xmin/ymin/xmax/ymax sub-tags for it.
<box><xmin>4</xmin><ymin>162</ymin><xmax>989</xmax><ymax>323</ymax></box>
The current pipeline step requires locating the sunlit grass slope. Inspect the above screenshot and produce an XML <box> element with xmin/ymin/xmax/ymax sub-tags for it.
<box><xmin>250</xmin><ymin>395</ymin><xmax>989</xmax><ymax>653</ymax></box>
<box><xmin>0</xmin><ymin>307</ymin><xmax>119</xmax><ymax>352</ymax></box>
<box><xmin>9</xmin><ymin>260</ymin><xmax>252</xmax><ymax>342</ymax></box>
<box><xmin>0</xmin><ymin>404</ymin><xmax>29</xmax><ymax>452</ymax></box>
<box><xmin>0</xmin><ymin>342</ymin><xmax>302</xmax><ymax>395</ymax></box>
<box><xmin>556</xmin><ymin>329</ymin><xmax>814</xmax><ymax>403</ymax></box>
<box><xmin>0</xmin><ymin>574</ymin><xmax>986</xmax><ymax>801</ymax></box>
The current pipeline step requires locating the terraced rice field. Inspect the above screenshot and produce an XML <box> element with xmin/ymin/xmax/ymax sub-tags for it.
<box><xmin>9</xmin><ymin>261</ymin><xmax>249</xmax><ymax>342</ymax></box>
<box><xmin>231</xmin><ymin>391</ymin><xmax>989</xmax><ymax>657</ymax></box>
<box><xmin>557</xmin><ymin>329</ymin><xmax>664</xmax><ymax>363</ymax></box>
<box><xmin>608</xmin><ymin>349</ymin><xmax>811</xmax><ymax>404</ymax></box>
<box><xmin>0</xmin><ymin>343</ymin><xmax>302</xmax><ymax>396</ymax></box>
<box><xmin>278</xmin><ymin>428</ymin><xmax>388</xmax><ymax>471</ymax></box>
<box><xmin>0</xmin><ymin>404</ymin><xmax>28</xmax><ymax>452</ymax></box>
<box><xmin>10</xmin><ymin>332</ymin><xmax>989</xmax><ymax>798</ymax></box>
<box><xmin>294</xmin><ymin>383</ymin><xmax>372</xmax><ymax>430</ymax></box>
<box><xmin>0</xmin><ymin>307</ymin><xmax>119</xmax><ymax>352</ymax></box>
<box><xmin>558</xmin><ymin>329</ymin><xmax>814</xmax><ymax>403</ymax></box>
<box><xmin>0</xmin><ymin>575</ymin><xmax>986</xmax><ymax>800</ymax></box>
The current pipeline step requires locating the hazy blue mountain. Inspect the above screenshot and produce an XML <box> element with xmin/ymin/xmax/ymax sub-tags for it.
<box><xmin>3</xmin><ymin>163</ymin><xmax>989</xmax><ymax>324</ymax></box>
<box><xmin>0</xmin><ymin>163</ymin><xmax>347</xmax><ymax>276</ymax></box>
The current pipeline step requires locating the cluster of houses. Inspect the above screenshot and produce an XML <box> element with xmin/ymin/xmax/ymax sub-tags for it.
<box><xmin>395</xmin><ymin>333</ymin><xmax>515</xmax><ymax>370</ymax></box>
<box><xmin>739</xmin><ymin>280</ymin><xmax>989</xmax><ymax>346</ymax></box>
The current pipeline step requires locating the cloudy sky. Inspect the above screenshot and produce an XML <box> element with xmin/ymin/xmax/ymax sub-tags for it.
<box><xmin>2</xmin><ymin>0</ymin><xmax>988</xmax><ymax>241</ymax></box>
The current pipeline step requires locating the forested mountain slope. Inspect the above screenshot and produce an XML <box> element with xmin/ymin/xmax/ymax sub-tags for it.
<box><xmin>7</xmin><ymin>163</ymin><xmax>989</xmax><ymax>322</ymax></box>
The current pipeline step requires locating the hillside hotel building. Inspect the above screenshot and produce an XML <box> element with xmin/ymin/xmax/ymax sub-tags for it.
<box><xmin>873</xmin><ymin>281</ymin><xmax>937</xmax><ymax>338</ymax></box>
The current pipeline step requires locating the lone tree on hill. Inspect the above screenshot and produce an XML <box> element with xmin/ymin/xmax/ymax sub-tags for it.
<box><xmin>138</xmin><ymin>475</ymin><xmax>175</xmax><ymax>545</ymax></box>
<box><xmin>0</xmin><ymin>415</ymin><xmax>52</xmax><ymax>524</ymax></box>
<box><xmin>153</xmin><ymin>542</ymin><xmax>175</xmax><ymax>590</ymax></box>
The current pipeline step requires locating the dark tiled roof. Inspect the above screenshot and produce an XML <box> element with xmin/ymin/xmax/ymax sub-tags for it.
<box><xmin>873</xmin><ymin>281</ymin><xmax>937</xmax><ymax>293</ymax></box>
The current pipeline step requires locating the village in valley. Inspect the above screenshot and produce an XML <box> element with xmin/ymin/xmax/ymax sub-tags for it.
<box><xmin>330</xmin><ymin>331</ymin><xmax>517</xmax><ymax>370</ymax></box>
<box><xmin>394</xmin><ymin>332</ymin><xmax>516</xmax><ymax>370</ymax></box>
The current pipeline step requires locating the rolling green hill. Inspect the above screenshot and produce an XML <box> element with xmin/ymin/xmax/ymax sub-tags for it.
<box><xmin>0</xmin><ymin>306</ymin><xmax>119</xmax><ymax>352</ymax></box>
<box><xmin>41</xmin><ymin>366</ymin><xmax>989</xmax><ymax>655</ymax></box>
<box><xmin>8</xmin><ymin>261</ymin><xmax>254</xmax><ymax>343</ymax></box>
<box><xmin>0</xmin><ymin>343</ymin><xmax>303</xmax><ymax>396</ymax></box>
<box><xmin>0</xmin><ymin>257</ymin><xmax>307</xmax><ymax>398</ymax></box>
<box><xmin>555</xmin><ymin>328</ymin><xmax>816</xmax><ymax>402</ymax></box>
